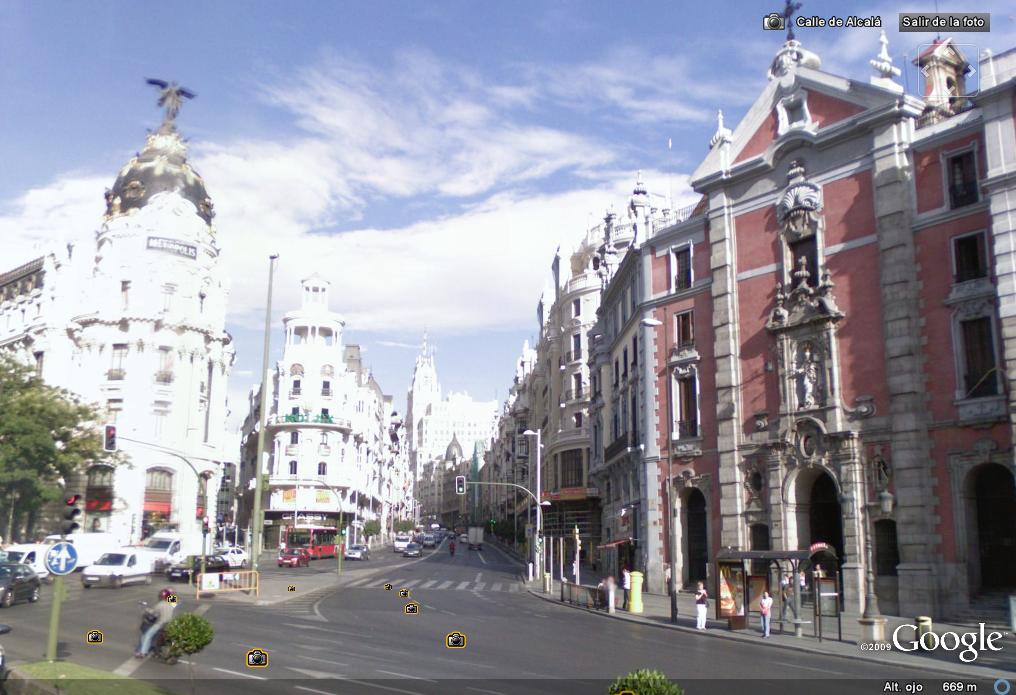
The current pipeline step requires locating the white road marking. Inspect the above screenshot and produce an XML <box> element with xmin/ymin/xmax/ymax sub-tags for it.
<box><xmin>468</xmin><ymin>688</ymin><xmax>509</xmax><ymax>695</ymax></box>
<box><xmin>437</xmin><ymin>580</ymin><xmax>453</xmax><ymax>589</ymax></box>
<box><xmin>402</xmin><ymin>580</ymin><xmax>420</xmax><ymax>588</ymax></box>
<box><xmin>491</xmin><ymin>582</ymin><xmax>503</xmax><ymax>592</ymax></box>
<box><xmin>774</xmin><ymin>661</ymin><xmax>846</xmax><ymax>674</ymax></box>
<box><xmin>284</xmin><ymin>622</ymin><xmax>361</xmax><ymax>637</ymax></box>
<box><xmin>288</xmin><ymin>666</ymin><xmax>345</xmax><ymax>678</ymax></box>
<box><xmin>473</xmin><ymin>582</ymin><xmax>485</xmax><ymax>591</ymax></box>
<box><xmin>342</xmin><ymin>679</ymin><xmax>424</xmax><ymax>695</ymax></box>
<box><xmin>455</xmin><ymin>581</ymin><xmax>470</xmax><ymax>590</ymax></box>
<box><xmin>343</xmin><ymin>577</ymin><xmax>372</xmax><ymax>588</ymax></box>
<box><xmin>420</xmin><ymin>580</ymin><xmax>437</xmax><ymax>588</ymax></box>
<box><xmin>423</xmin><ymin>604</ymin><xmax>436</xmax><ymax>610</ymax></box>
<box><xmin>375</xmin><ymin>669</ymin><xmax>436</xmax><ymax>683</ymax></box>
<box><xmin>295</xmin><ymin>687</ymin><xmax>339</xmax><ymax>695</ymax></box>
<box><xmin>212</xmin><ymin>667</ymin><xmax>267</xmax><ymax>680</ymax></box>
<box><xmin>476</xmin><ymin>552</ymin><xmax>488</xmax><ymax>565</ymax></box>
<box><xmin>474</xmin><ymin>572</ymin><xmax>482</xmax><ymax>582</ymax></box>
<box><xmin>296</xmin><ymin>655</ymin><xmax>350</xmax><ymax>668</ymax></box>
<box><xmin>509</xmin><ymin>584</ymin><xmax>520</xmax><ymax>592</ymax></box>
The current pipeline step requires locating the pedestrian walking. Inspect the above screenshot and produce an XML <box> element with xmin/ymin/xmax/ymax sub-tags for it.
<box><xmin>695</xmin><ymin>581</ymin><xmax>708</xmax><ymax>630</ymax></box>
<box><xmin>664</xmin><ymin>564</ymin><xmax>672</xmax><ymax>596</ymax></box>
<box><xmin>759</xmin><ymin>590</ymin><xmax>773</xmax><ymax>637</ymax></box>
<box><xmin>621</xmin><ymin>567</ymin><xmax>631</xmax><ymax>610</ymax></box>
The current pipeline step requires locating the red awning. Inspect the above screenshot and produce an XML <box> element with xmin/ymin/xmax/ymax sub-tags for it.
<box><xmin>144</xmin><ymin>501</ymin><xmax>171</xmax><ymax>513</ymax></box>
<box><xmin>597</xmin><ymin>538</ymin><xmax>630</xmax><ymax>549</ymax></box>
<box><xmin>86</xmin><ymin>499</ymin><xmax>113</xmax><ymax>512</ymax></box>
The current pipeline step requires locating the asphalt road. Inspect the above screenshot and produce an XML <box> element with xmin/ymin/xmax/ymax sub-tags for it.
<box><xmin>0</xmin><ymin>543</ymin><xmax>995</xmax><ymax>695</ymax></box>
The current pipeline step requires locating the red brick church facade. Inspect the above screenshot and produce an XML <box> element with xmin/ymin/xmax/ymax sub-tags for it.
<box><xmin>635</xmin><ymin>36</ymin><xmax>1016</xmax><ymax>620</ymax></box>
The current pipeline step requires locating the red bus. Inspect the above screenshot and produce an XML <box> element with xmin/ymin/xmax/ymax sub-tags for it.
<box><xmin>284</xmin><ymin>525</ymin><xmax>338</xmax><ymax>559</ymax></box>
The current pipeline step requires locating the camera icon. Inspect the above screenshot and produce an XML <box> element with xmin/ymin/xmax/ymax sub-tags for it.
<box><xmin>445</xmin><ymin>632</ymin><xmax>467</xmax><ymax>649</ymax></box>
<box><xmin>287</xmin><ymin>585</ymin><xmax>296</xmax><ymax>592</ymax></box>
<box><xmin>246</xmin><ymin>649</ymin><xmax>269</xmax><ymax>668</ymax></box>
<box><xmin>399</xmin><ymin>588</ymin><xmax>410</xmax><ymax>598</ymax></box>
<box><xmin>384</xmin><ymin>583</ymin><xmax>393</xmax><ymax>591</ymax></box>
<box><xmin>763</xmin><ymin>12</ymin><xmax>785</xmax><ymax>30</ymax></box>
<box><xmin>404</xmin><ymin>602</ymin><xmax>420</xmax><ymax>615</ymax></box>
<box><xmin>86</xmin><ymin>630</ymin><xmax>103</xmax><ymax>644</ymax></box>
<box><xmin>166</xmin><ymin>594</ymin><xmax>178</xmax><ymax>604</ymax></box>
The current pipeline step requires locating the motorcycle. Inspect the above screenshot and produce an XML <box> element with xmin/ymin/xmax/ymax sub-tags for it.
<box><xmin>138</xmin><ymin>601</ymin><xmax>178</xmax><ymax>665</ymax></box>
<box><xmin>0</xmin><ymin>623</ymin><xmax>11</xmax><ymax>677</ymax></box>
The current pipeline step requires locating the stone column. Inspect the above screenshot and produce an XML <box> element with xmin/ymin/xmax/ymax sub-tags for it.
<box><xmin>708</xmin><ymin>200</ymin><xmax>747</xmax><ymax>550</ymax></box>
<box><xmin>871</xmin><ymin>118</ymin><xmax>937</xmax><ymax>617</ymax></box>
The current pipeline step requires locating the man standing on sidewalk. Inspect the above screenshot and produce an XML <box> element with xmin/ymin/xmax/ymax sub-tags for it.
<box><xmin>621</xmin><ymin>567</ymin><xmax>631</xmax><ymax>610</ymax></box>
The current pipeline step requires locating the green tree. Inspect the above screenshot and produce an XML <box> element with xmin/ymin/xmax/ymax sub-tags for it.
<box><xmin>164</xmin><ymin>613</ymin><xmax>214</xmax><ymax>695</ymax></box>
<box><xmin>394</xmin><ymin>519</ymin><xmax>415</xmax><ymax>533</ymax></box>
<box><xmin>608</xmin><ymin>669</ymin><xmax>683</xmax><ymax>695</ymax></box>
<box><xmin>0</xmin><ymin>354</ymin><xmax>118</xmax><ymax>541</ymax></box>
<box><xmin>362</xmin><ymin>519</ymin><xmax>381</xmax><ymax>540</ymax></box>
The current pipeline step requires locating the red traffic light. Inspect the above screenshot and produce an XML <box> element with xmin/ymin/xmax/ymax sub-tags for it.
<box><xmin>65</xmin><ymin>494</ymin><xmax>83</xmax><ymax>506</ymax></box>
<box><xmin>103</xmin><ymin>424</ymin><xmax>117</xmax><ymax>452</ymax></box>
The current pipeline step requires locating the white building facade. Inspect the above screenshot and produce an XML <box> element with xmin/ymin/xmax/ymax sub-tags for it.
<box><xmin>0</xmin><ymin>95</ymin><xmax>235</xmax><ymax>544</ymax></box>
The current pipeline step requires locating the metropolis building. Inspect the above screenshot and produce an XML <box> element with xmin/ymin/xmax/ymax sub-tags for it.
<box><xmin>0</xmin><ymin>89</ymin><xmax>235</xmax><ymax>544</ymax></box>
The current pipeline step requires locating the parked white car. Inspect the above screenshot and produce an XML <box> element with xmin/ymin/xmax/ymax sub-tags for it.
<box><xmin>3</xmin><ymin>544</ymin><xmax>52</xmax><ymax>582</ymax></box>
<box><xmin>218</xmin><ymin>547</ymin><xmax>248</xmax><ymax>568</ymax></box>
<box><xmin>393</xmin><ymin>535</ymin><xmax>411</xmax><ymax>552</ymax></box>
<box><xmin>81</xmin><ymin>550</ymin><xmax>153</xmax><ymax>589</ymax></box>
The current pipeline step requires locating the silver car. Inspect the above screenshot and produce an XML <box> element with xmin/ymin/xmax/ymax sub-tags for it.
<box><xmin>344</xmin><ymin>544</ymin><xmax>370</xmax><ymax>561</ymax></box>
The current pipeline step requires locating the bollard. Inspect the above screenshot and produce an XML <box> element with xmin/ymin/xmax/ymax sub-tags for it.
<box><xmin>629</xmin><ymin>571</ymin><xmax>645</xmax><ymax>614</ymax></box>
<box><xmin>543</xmin><ymin>571</ymin><xmax>551</xmax><ymax>594</ymax></box>
<box><xmin>528</xmin><ymin>562</ymin><xmax>533</xmax><ymax>582</ymax></box>
<box><xmin>608</xmin><ymin>585</ymin><xmax>616</xmax><ymax>614</ymax></box>
<box><xmin>915</xmin><ymin>616</ymin><xmax>933</xmax><ymax>648</ymax></box>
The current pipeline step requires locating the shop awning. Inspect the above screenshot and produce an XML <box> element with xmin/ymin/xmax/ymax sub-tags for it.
<box><xmin>144</xmin><ymin>501</ymin><xmax>172</xmax><ymax>514</ymax></box>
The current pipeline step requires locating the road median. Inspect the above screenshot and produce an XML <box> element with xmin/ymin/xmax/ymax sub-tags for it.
<box><xmin>6</xmin><ymin>661</ymin><xmax>174</xmax><ymax>695</ymax></box>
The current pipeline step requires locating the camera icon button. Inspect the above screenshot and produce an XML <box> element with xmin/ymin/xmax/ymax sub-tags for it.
<box><xmin>446</xmin><ymin>631</ymin><xmax>467</xmax><ymax>649</ymax></box>
<box><xmin>246</xmin><ymin>648</ymin><xmax>269</xmax><ymax>668</ymax></box>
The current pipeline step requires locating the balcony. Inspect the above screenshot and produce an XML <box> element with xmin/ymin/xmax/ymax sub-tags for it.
<box><xmin>290</xmin><ymin>388</ymin><xmax>302</xmax><ymax>397</ymax></box>
<box><xmin>285</xmin><ymin>444</ymin><xmax>299</xmax><ymax>456</ymax></box>
<box><xmin>155</xmin><ymin>370</ymin><xmax>174</xmax><ymax>385</ymax></box>
<box><xmin>604</xmin><ymin>434</ymin><xmax>631</xmax><ymax>461</ymax></box>
<box><xmin>564</xmin><ymin>387</ymin><xmax>585</xmax><ymax>402</ymax></box>
<box><xmin>565</xmin><ymin>349</ymin><xmax>583</xmax><ymax>363</ymax></box>
<box><xmin>321</xmin><ymin>388</ymin><xmax>333</xmax><ymax>398</ymax></box>
<box><xmin>949</xmin><ymin>181</ymin><xmax>979</xmax><ymax>209</ymax></box>
<box><xmin>318</xmin><ymin>445</ymin><xmax>331</xmax><ymax>456</ymax></box>
<box><xmin>267</xmin><ymin>413</ymin><xmax>352</xmax><ymax>431</ymax></box>
<box><xmin>106</xmin><ymin>368</ymin><xmax>126</xmax><ymax>381</ymax></box>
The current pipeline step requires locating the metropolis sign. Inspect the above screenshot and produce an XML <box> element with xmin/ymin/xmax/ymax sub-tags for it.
<box><xmin>147</xmin><ymin>236</ymin><xmax>197</xmax><ymax>259</ymax></box>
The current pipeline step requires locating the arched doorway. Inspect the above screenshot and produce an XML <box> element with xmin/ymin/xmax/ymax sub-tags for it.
<box><xmin>808</xmin><ymin>472</ymin><xmax>844</xmax><ymax>576</ymax></box>
<box><xmin>684</xmin><ymin>489</ymin><xmax>708</xmax><ymax>585</ymax></box>
<box><xmin>971</xmin><ymin>464</ymin><xmax>1016</xmax><ymax>589</ymax></box>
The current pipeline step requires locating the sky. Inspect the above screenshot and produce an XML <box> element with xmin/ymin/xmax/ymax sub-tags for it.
<box><xmin>2</xmin><ymin>1</ymin><xmax>1014</xmax><ymax>429</ymax></box>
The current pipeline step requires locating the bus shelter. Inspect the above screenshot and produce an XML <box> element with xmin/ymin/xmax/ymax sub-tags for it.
<box><xmin>715</xmin><ymin>548</ymin><xmax>840</xmax><ymax>638</ymax></box>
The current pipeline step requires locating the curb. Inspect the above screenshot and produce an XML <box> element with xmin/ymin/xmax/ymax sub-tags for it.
<box><xmin>3</xmin><ymin>669</ymin><xmax>59</xmax><ymax>695</ymax></box>
<box><xmin>523</xmin><ymin>587</ymin><xmax>1014</xmax><ymax>680</ymax></box>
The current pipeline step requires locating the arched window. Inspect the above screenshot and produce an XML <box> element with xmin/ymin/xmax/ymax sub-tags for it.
<box><xmin>145</xmin><ymin>469</ymin><xmax>173</xmax><ymax>490</ymax></box>
<box><xmin>318</xmin><ymin>462</ymin><xmax>327</xmax><ymax>476</ymax></box>
<box><xmin>289</xmin><ymin>460</ymin><xmax>298</xmax><ymax>476</ymax></box>
<box><xmin>290</xmin><ymin>431</ymin><xmax>299</xmax><ymax>445</ymax></box>
<box><xmin>321</xmin><ymin>364</ymin><xmax>334</xmax><ymax>377</ymax></box>
<box><xmin>290</xmin><ymin>363</ymin><xmax>304</xmax><ymax>377</ymax></box>
<box><xmin>320</xmin><ymin>432</ymin><xmax>329</xmax><ymax>445</ymax></box>
<box><xmin>87</xmin><ymin>465</ymin><xmax>115</xmax><ymax>488</ymax></box>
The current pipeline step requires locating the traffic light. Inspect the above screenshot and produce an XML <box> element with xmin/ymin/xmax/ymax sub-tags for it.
<box><xmin>340</xmin><ymin>527</ymin><xmax>347</xmax><ymax>536</ymax></box>
<box><xmin>455</xmin><ymin>476</ymin><xmax>466</xmax><ymax>495</ymax></box>
<box><xmin>62</xmin><ymin>494</ymin><xmax>83</xmax><ymax>535</ymax></box>
<box><xmin>102</xmin><ymin>424</ymin><xmax>117</xmax><ymax>452</ymax></box>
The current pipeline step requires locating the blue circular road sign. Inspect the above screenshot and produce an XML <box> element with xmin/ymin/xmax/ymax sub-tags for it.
<box><xmin>45</xmin><ymin>542</ymin><xmax>79</xmax><ymax>576</ymax></box>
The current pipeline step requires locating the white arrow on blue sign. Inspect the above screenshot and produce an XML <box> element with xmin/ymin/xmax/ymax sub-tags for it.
<box><xmin>45</xmin><ymin>542</ymin><xmax>78</xmax><ymax>576</ymax></box>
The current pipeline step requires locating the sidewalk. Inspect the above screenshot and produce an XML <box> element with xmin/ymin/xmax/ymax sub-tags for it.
<box><xmin>525</xmin><ymin>580</ymin><xmax>1016</xmax><ymax>679</ymax></box>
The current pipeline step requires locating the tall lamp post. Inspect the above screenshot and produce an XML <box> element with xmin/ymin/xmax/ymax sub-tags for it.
<box><xmin>523</xmin><ymin>429</ymin><xmax>543</xmax><ymax>578</ymax></box>
<box><xmin>856</xmin><ymin>455</ymin><xmax>894</xmax><ymax>641</ymax></box>
<box><xmin>251</xmin><ymin>254</ymin><xmax>279</xmax><ymax>572</ymax></box>
<box><xmin>641</xmin><ymin>316</ymin><xmax>679</xmax><ymax>624</ymax></box>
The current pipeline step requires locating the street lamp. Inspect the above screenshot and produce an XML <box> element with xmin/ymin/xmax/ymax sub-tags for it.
<box><xmin>641</xmin><ymin>316</ymin><xmax>679</xmax><ymax>624</ymax></box>
<box><xmin>856</xmin><ymin>455</ymin><xmax>894</xmax><ymax>641</ymax></box>
<box><xmin>251</xmin><ymin>253</ymin><xmax>279</xmax><ymax>572</ymax></box>
<box><xmin>522</xmin><ymin>429</ymin><xmax>551</xmax><ymax>579</ymax></box>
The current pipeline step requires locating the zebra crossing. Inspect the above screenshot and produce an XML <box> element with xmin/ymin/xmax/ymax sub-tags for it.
<box><xmin>341</xmin><ymin>575</ymin><xmax>522</xmax><ymax>594</ymax></box>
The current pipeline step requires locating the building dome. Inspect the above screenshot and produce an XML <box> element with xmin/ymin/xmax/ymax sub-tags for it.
<box><xmin>105</xmin><ymin>124</ymin><xmax>214</xmax><ymax>225</ymax></box>
<box><xmin>445</xmin><ymin>434</ymin><xmax>463</xmax><ymax>460</ymax></box>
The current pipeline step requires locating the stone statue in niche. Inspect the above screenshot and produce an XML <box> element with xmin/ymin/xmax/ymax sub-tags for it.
<box><xmin>794</xmin><ymin>343</ymin><xmax>821</xmax><ymax>409</ymax></box>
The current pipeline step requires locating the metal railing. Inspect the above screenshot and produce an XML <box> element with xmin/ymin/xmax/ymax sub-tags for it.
<box><xmin>155</xmin><ymin>370</ymin><xmax>174</xmax><ymax>384</ymax></box>
<box><xmin>107</xmin><ymin>368</ymin><xmax>126</xmax><ymax>381</ymax></box>
<box><xmin>195</xmin><ymin>569</ymin><xmax>259</xmax><ymax>598</ymax></box>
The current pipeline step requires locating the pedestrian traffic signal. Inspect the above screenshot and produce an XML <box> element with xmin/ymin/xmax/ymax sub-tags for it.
<box><xmin>455</xmin><ymin>476</ymin><xmax>466</xmax><ymax>495</ymax></box>
<box><xmin>102</xmin><ymin>424</ymin><xmax>117</xmax><ymax>452</ymax></box>
<box><xmin>62</xmin><ymin>494</ymin><xmax>83</xmax><ymax>535</ymax></box>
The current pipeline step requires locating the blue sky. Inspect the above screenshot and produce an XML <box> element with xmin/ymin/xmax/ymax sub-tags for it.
<box><xmin>2</xmin><ymin>1</ymin><xmax>1014</xmax><ymax>426</ymax></box>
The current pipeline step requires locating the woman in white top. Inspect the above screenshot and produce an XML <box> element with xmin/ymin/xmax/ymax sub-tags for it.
<box><xmin>759</xmin><ymin>590</ymin><xmax>774</xmax><ymax>638</ymax></box>
<box><xmin>694</xmin><ymin>581</ymin><xmax>708</xmax><ymax>630</ymax></box>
